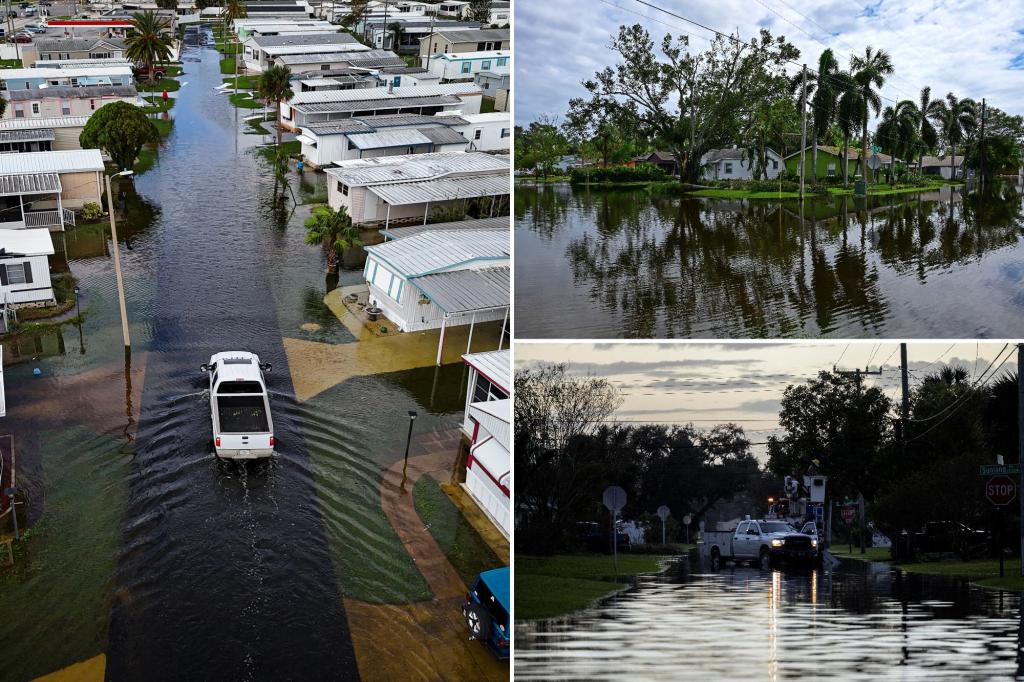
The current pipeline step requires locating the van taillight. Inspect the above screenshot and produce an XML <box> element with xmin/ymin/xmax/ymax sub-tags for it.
<box><xmin>498</xmin><ymin>639</ymin><xmax>509</xmax><ymax>647</ymax></box>
<box><xmin>270</xmin><ymin>436</ymin><xmax>275</xmax><ymax>447</ymax></box>
<box><xmin>215</xmin><ymin>437</ymin><xmax>220</xmax><ymax>447</ymax></box>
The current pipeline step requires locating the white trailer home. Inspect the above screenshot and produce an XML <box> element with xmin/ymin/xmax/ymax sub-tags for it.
<box><xmin>282</xmin><ymin>82</ymin><xmax>483</xmax><ymax>130</ymax></box>
<box><xmin>297</xmin><ymin>113</ymin><xmax>470</xmax><ymax>168</ymax></box>
<box><xmin>0</xmin><ymin>228</ymin><xmax>56</xmax><ymax>308</ymax></box>
<box><xmin>0</xmin><ymin>150</ymin><xmax>105</xmax><ymax>229</ymax></box>
<box><xmin>424</xmin><ymin>49</ymin><xmax>509</xmax><ymax>83</ymax></box>
<box><xmin>461</xmin><ymin>348</ymin><xmax>510</xmax><ymax>538</ymax></box>
<box><xmin>442</xmin><ymin>112</ymin><xmax>510</xmax><ymax>153</ymax></box>
<box><xmin>242</xmin><ymin>32</ymin><xmax>369</xmax><ymax>72</ymax></box>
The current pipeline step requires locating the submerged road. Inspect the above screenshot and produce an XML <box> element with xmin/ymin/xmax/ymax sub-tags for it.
<box><xmin>104</xmin><ymin>36</ymin><xmax>359</xmax><ymax>678</ymax></box>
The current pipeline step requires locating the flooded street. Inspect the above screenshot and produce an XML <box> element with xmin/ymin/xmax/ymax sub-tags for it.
<box><xmin>0</xmin><ymin>31</ymin><xmax>507</xmax><ymax>681</ymax></box>
<box><xmin>515</xmin><ymin>559</ymin><xmax>1024</xmax><ymax>681</ymax></box>
<box><xmin>514</xmin><ymin>183</ymin><xmax>1024</xmax><ymax>338</ymax></box>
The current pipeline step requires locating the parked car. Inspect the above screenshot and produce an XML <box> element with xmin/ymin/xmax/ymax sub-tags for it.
<box><xmin>462</xmin><ymin>567</ymin><xmax>510</xmax><ymax>660</ymax></box>
<box><xmin>24</xmin><ymin>25</ymin><xmax>45</xmax><ymax>33</ymax></box>
<box><xmin>134</xmin><ymin>64</ymin><xmax>166</xmax><ymax>80</ymax></box>
<box><xmin>12</xmin><ymin>32</ymin><xmax>33</xmax><ymax>43</ymax></box>
<box><xmin>704</xmin><ymin>517</ymin><xmax>819</xmax><ymax>570</ymax></box>
<box><xmin>913</xmin><ymin>521</ymin><xmax>989</xmax><ymax>559</ymax></box>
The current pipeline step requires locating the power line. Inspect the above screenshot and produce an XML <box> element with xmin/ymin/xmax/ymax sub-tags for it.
<box><xmin>905</xmin><ymin>344</ymin><xmax>1012</xmax><ymax>431</ymax></box>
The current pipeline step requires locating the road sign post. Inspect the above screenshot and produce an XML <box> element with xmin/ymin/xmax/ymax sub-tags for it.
<box><xmin>683</xmin><ymin>514</ymin><xmax>692</xmax><ymax>545</ymax></box>
<box><xmin>984</xmin><ymin>474</ymin><xmax>1016</xmax><ymax>578</ymax></box>
<box><xmin>603</xmin><ymin>486</ymin><xmax>627</xmax><ymax>576</ymax></box>
<box><xmin>657</xmin><ymin>505</ymin><xmax>670</xmax><ymax>546</ymax></box>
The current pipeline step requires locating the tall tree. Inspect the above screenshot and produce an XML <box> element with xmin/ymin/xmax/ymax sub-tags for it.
<box><xmin>304</xmin><ymin>205</ymin><xmax>361</xmax><ymax>273</ymax></box>
<box><xmin>789</xmin><ymin>49</ymin><xmax>840</xmax><ymax>182</ymax></box>
<box><xmin>834</xmin><ymin>71</ymin><xmax>862</xmax><ymax>185</ymax></box>
<box><xmin>876</xmin><ymin>99</ymin><xmax>919</xmax><ymax>183</ymax></box>
<box><xmin>850</xmin><ymin>46</ymin><xmax>894</xmax><ymax>182</ymax></box>
<box><xmin>256</xmin><ymin>65</ymin><xmax>294</xmax><ymax>147</ymax></box>
<box><xmin>572</xmin><ymin>25</ymin><xmax>799</xmax><ymax>183</ymax></box>
<box><xmin>915</xmin><ymin>86</ymin><xmax>946</xmax><ymax>174</ymax></box>
<box><xmin>941</xmin><ymin>93</ymin><xmax>977</xmax><ymax>180</ymax></box>
<box><xmin>516</xmin><ymin>115</ymin><xmax>568</xmax><ymax>179</ymax></box>
<box><xmin>79</xmin><ymin>101</ymin><xmax>159</xmax><ymax>171</ymax></box>
<box><xmin>124</xmin><ymin>11</ymin><xmax>174</xmax><ymax>84</ymax></box>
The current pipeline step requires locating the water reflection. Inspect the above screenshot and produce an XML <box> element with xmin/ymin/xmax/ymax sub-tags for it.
<box><xmin>514</xmin><ymin>183</ymin><xmax>1024</xmax><ymax>338</ymax></box>
<box><xmin>515</xmin><ymin>560</ymin><xmax>1023</xmax><ymax>680</ymax></box>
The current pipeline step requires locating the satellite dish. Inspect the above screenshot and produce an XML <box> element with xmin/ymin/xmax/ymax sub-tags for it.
<box><xmin>602</xmin><ymin>486</ymin><xmax>626</xmax><ymax>513</ymax></box>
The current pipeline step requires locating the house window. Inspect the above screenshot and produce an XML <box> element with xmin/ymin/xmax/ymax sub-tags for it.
<box><xmin>321</xmin><ymin>64</ymin><xmax>330</xmax><ymax>71</ymax></box>
<box><xmin>61</xmin><ymin>100</ymin><xmax>71</xmax><ymax>116</ymax></box>
<box><xmin>724</xmin><ymin>162</ymin><xmax>733</xmax><ymax>174</ymax></box>
<box><xmin>2</xmin><ymin>262</ymin><xmax>30</xmax><ymax>285</ymax></box>
<box><xmin>474</xmin><ymin>129</ymin><xmax>482</xmax><ymax>140</ymax></box>
<box><xmin>392</xmin><ymin>76</ymin><xmax>401</xmax><ymax>87</ymax></box>
<box><xmin>771</xmin><ymin>159</ymin><xmax>778</xmax><ymax>169</ymax></box>
<box><xmin>472</xmin><ymin>372</ymin><xmax>506</xmax><ymax>403</ymax></box>
<box><xmin>500</xmin><ymin>128</ymin><xmax>509</xmax><ymax>138</ymax></box>
<box><xmin>496</xmin><ymin>57</ymin><xmax>507</xmax><ymax>66</ymax></box>
<box><xmin>14</xmin><ymin>103</ymin><xmax>24</xmax><ymax>118</ymax></box>
<box><xmin>481</xmin><ymin>60</ymin><xmax>491</xmax><ymax>71</ymax></box>
<box><xmin>30</xmin><ymin>103</ymin><xmax>40</xmax><ymax>116</ymax></box>
<box><xmin>337</xmin><ymin>181</ymin><xmax>349</xmax><ymax>196</ymax></box>
<box><xmin>827</xmin><ymin>163</ymin><xmax>836</xmax><ymax>176</ymax></box>
<box><xmin>347</xmin><ymin>139</ymin><xmax>357</xmax><ymax>150</ymax></box>
<box><xmin>461</xmin><ymin>61</ymin><xmax>472</xmax><ymax>74</ymax></box>
<box><xmin>476</xmin><ymin>41</ymin><xmax>486</xmax><ymax>50</ymax></box>
<box><xmin>90</xmin><ymin>99</ymin><xmax>96</xmax><ymax>111</ymax></box>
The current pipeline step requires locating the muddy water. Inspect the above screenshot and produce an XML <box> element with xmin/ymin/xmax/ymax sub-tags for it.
<box><xmin>514</xmin><ymin>183</ymin><xmax>1024</xmax><ymax>339</ymax></box>
<box><xmin>515</xmin><ymin>560</ymin><xmax>1024</xmax><ymax>680</ymax></box>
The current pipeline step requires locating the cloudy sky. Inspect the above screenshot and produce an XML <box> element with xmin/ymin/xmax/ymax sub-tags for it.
<box><xmin>514</xmin><ymin>0</ymin><xmax>1024</xmax><ymax>126</ymax></box>
<box><xmin>514</xmin><ymin>342</ymin><xmax>1017</xmax><ymax>458</ymax></box>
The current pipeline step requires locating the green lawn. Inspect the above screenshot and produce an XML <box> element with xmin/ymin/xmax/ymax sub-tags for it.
<box><xmin>138</xmin><ymin>78</ymin><xmax>181</xmax><ymax>93</ymax></box>
<box><xmin>830</xmin><ymin>546</ymin><xmax>892</xmax><ymax>561</ymax></box>
<box><xmin>413</xmin><ymin>476</ymin><xmax>503</xmax><ymax>588</ymax></box>
<box><xmin>134</xmin><ymin>149</ymin><xmax>157</xmax><ymax>175</ymax></box>
<box><xmin>220</xmin><ymin>57</ymin><xmax>237</xmax><ymax>75</ymax></box>
<box><xmin>164</xmin><ymin>65</ymin><xmax>184</xmax><ymax>77</ymax></box>
<box><xmin>151</xmin><ymin>118</ymin><xmax>174</xmax><ymax>138</ymax></box>
<box><xmin>244</xmin><ymin>117</ymin><xmax>271</xmax><ymax>135</ymax></box>
<box><xmin>257</xmin><ymin>140</ymin><xmax>301</xmax><ymax>162</ymax></box>
<box><xmin>141</xmin><ymin>96</ymin><xmax>175</xmax><ymax>114</ymax></box>
<box><xmin>517</xmin><ymin>554</ymin><xmax>677</xmax><ymax>620</ymax></box>
<box><xmin>0</xmin><ymin>59</ymin><xmax>21</xmax><ymax>69</ymax></box>
<box><xmin>222</xmin><ymin>74</ymin><xmax>259</xmax><ymax>90</ymax></box>
<box><xmin>229</xmin><ymin>92</ymin><xmax>266</xmax><ymax>109</ymax></box>
<box><xmin>481</xmin><ymin>97</ymin><xmax>496</xmax><ymax>113</ymax></box>
<box><xmin>826</xmin><ymin>181</ymin><xmax>958</xmax><ymax>197</ymax></box>
<box><xmin>216</xmin><ymin>41</ymin><xmax>244</xmax><ymax>55</ymax></box>
<box><xmin>688</xmin><ymin>188</ymin><xmax>806</xmax><ymax>199</ymax></box>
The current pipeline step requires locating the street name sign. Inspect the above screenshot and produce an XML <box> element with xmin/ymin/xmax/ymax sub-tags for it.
<box><xmin>986</xmin><ymin>475</ymin><xmax>1017</xmax><ymax>506</ymax></box>
<box><xmin>979</xmin><ymin>464</ymin><xmax>1021</xmax><ymax>476</ymax></box>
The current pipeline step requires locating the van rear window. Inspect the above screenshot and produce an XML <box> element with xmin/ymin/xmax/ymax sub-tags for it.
<box><xmin>218</xmin><ymin>381</ymin><xmax>264</xmax><ymax>394</ymax></box>
<box><xmin>473</xmin><ymin>579</ymin><xmax>508</xmax><ymax>629</ymax></box>
<box><xmin>218</xmin><ymin>395</ymin><xmax>269</xmax><ymax>433</ymax></box>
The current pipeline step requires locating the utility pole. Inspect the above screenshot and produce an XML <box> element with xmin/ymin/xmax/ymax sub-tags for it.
<box><xmin>1018</xmin><ymin>343</ymin><xmax>1023</xmax><ymax>577</ymax></box>
<box><xmin>834</xmin><ymin>364</ymin><xmax>882</xmax><ymax>555</ymax></box>
<box><xmin>900</xmin><ymin>343</ymin><xmax>910</xmax><ymax>447</ymax></box>
<box><xmin>799</xmin><ymin>64</ymin><xmax>807</xmax><ymax>200</ymax></box>
<box><xmin>980</xmin><ymin>98</ymin><xmax>987</xmax><ymax>185</ymax></box>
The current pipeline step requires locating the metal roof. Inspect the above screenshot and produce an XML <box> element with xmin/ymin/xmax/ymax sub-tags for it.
<box><xmin>432</xmin><ymin>49</ymin><xmax>510</xmax><ymax>61</ymax></box>
<box><xmin>0</xmin><ymin>172</ymin><xmax>61</xmax><ymax>196</ymax></box>
<box><xmin>32</xmin><ymin>58</ymin><xmax>132</xmax><ymax>69</ymax></box>
<box><xmin>348</xmin><ymin>128</ymin><xmax>434</xmax><ymax>150</ymax></box>
<box><xmin>0</xmin><ymin>66</ymin><xmax>133</xmax><ymax>81</ymax></box>
<box><xmin>369</xmin><ymin>172</ymin><xmax>509</xmax><ymax>205</ymax></box>
<box><xmin>417</xmin><ymin>127</ymin><xmax>468</xmax><ymax>145</ymax></box>
<box><xmin>5</xmin><ymin>85</ymin><xmax>138</xmax><ymax>101</ymax></box>
<box><xmin>0</xmin><ymin>227</ymin><xmax>55</xmax><ymax>256</ymax></box>
<box><xmin>324</xmin><ymin>151</ymin><xmax>508</xmax><ymax>186</ymax></box>
<box><xmin>0</xmin><ymin>129</ymin><xmax>56</xmax><ymax>144</ymax></box>
<box><xmin>382</xmin><ymin>216</ymin><xmax>508</xmax><ymax>240</ymax></box>
<box><xmin>34</xmin><ymin>37</ymin><xmax>126</xmax><ymax>52</ymax></box>
<box><xmin>364</xmin><ymin>228</ymin><xmax>509</xmax><ymax>276</ymax></box>
<box><xmin>429</xmin><ymin>28</ymin><xmax>509</xmax><ymax>43</ymax></box>
<box><xmin>0</xmin><ymin>116</ymin><xmax>91</xmax><ymax>130</ymax></box>
<box><xmin>463</xmin><ymin>349</ymin><xmax>510</xmax><ymax>392</ymax></box>
<box><xmin>294</xmin><ymin>94</ymin><xmax>462</xmax><ymax>114</ymax></box>
<box><xmin>277</xmin><ymin>49</ymin><xmax>406</xmax><ymax>66</ymax></box>
<box><xmin>290</xmin><ymin>82</ymin><xmax>481</xmax><ymax>105</ymax></box>
<box><xmin>305</xmin><ymin>113</ymin><xmax>468</xmax><ymax>136</ymax></box>
<box><xmin>411</xmin><ymin>265</ymin><xmax>509</xmax><ymax>314</ymax></box>
<box><xmin>0</xmin><ymin>150</ymin><xmax>104</xmax><ymax>174</ymax></box>
<box><xmin>251</xmin><ymin>32</ymin><xmax>357</xmax><ymax>48</ymax></box>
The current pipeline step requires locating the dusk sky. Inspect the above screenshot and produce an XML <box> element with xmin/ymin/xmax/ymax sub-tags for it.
<box><xmin>515</xmin><ymin>0</ymin><xmax>1024</xmax><ymax>126</ymax></box>
<box><xmin>514</xmin><ymin>342</ymin><xmax>1017</xmax><ymax>457</ymax></box>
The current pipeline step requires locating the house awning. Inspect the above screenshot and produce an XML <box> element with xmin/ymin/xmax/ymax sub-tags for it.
<box><xmin>370</xmin><ymin>173</ymin><xmax>509</xmax><ymax>206</ymax></box>
<box><xmin>0</xmin><ymin>129</ymin><xmax>56</xmax><ymax>144</ymax></box>
<box><xmin>0</xmin><ymin>172</ymin><xmax>61</xmax><ymax>197</ymax></box>
<box><xmin>295</xmin><ymin>134</ymin><xmax>317</xmax><ymax>146</ymax></box>
<box><xmin>348</xmin><ymin>128</ymin><xmax>433</xmax><ymax>150</ymax></box>
<box><xmin>411</xmin><ymin>265</ymin><xmax>509</xmax><ymax>314</ymax></box>
<box><xmin>470</xmin><ymin>435</ymin><xmax>509</xmax><ymax>493</ymax></box>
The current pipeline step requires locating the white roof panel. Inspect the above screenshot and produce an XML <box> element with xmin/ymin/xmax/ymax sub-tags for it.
<box><xmin>324</xmin><ymin>151</ymin><xmax>507</xmax><ymax>187</ymax></box>
<box><xmin>369</xmin><ymin>173</ymin><xmax>509</xmax><ymax>205</ymax></box>
<box><xmin>0</xmin><ymin>116</ymin><xmax>91</xmax><ymax>130</ymax></box>
<box><xmin>0</xmin><ymin>149</ymin><xmax>104</xmax><ymax>174</ymax></box>
<box><xmin>0</xmin><ymin>227</ymin><xmax>55</xmax><ymax>256</ymax></box>
<box><xmin>365</xmin><ymin>228</ymin><xmax>509</xmax><ymax>276</ymax></box>
<box><xmin>289</xmin><ymin>82</ymin><xmax>481</xmax><ymax>105</ymax></box>
<box><xmin>411</xmin><ymin>265</ymin><xmax>509</xmax><ymax>314</ymax></box>
<box><xmin>463</xmin><ymin>349</ymin><xmax>510</xmax><ymax>393</ymax></box>
<box><xmin>0</xmin><ymin>65</ymin><xmax>133</xmax><ymax>80</ymax></box>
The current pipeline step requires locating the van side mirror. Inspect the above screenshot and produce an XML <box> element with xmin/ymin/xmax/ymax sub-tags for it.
<box><xmin>260</xmin><ymin>362</ymin><xmax>272</xmax><ymax>372</ymax></box>
<box><xmin>200</xmin><ymin>364</ymin><xmax>209</xmax><ymax>372</ymax></box>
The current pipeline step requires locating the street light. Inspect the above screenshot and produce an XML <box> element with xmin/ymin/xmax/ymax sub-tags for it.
<box><xmin>105</xmin><ymin>169</ymin><xmax>133</xmax><ymax>355</ymax></box>
<box><xmin>402</xmin><ymin>410</ymin><xmax>418</xmax><ymax>480</ymax></box>
<box><xmin>74</xmin><ymin>285</ymin><xmax>84</xmax><ymax>354</ymax></box>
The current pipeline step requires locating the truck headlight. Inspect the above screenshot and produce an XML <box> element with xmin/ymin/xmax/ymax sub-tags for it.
<box><xmin>811</xmin><ymin>538</ymin><xmax>818</xmax><ymax>547</ymax></box>
<box><xmin>771</xmin><ymin>539</ymin><xmax>784</xmax><ymax>548</ymax></box>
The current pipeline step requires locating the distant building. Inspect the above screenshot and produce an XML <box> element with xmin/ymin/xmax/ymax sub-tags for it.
<box><xmin>23</xmin><ymin>37</ymin><xmax>127</xmax><ymax>65</ymax></box>
<box><xmin>424</xmin><ymin>49</ymin><xmax>509</xmax><ymax>83</ymax></box>
<box><xmin>242</xmin><ymin>32</ymin><xmax>370</xmax><ymax>72</ymax></box>
<box><xmin>419</xmin><ymin>28</ymin><xmax>509</xmax><ymax>66</ymax></box>
<box><xmin>701</xmin><ymin>147</ymin><xmax>783</xmax><ymax>180</ymax></box>
<box><xmin>281</xmin><ymin>82</ymin><xmax>482</xmax><ymax>130</ymax></box>
<box><xmin>0</xmin><ymin>65</ymin><xmax>134</xmax><ymax>91</ymax></box>
<box><xmin>920</xmin><ymin>154</ymin><xmax>964</xmax><ymax>180</ymax></box>
<box><xmin>1</xmin><ymin>85</ymin><xmax>141</xmax><ymax>121</ymax></box>
<box><xmin>473</xmin><ymin>71</ymin><xmax>509</xmax><ymax>111</ymax></box>
<box><xmin>783</xmin><ymin>145</ymin><xmax>892</xmax><ymax>180</ymax></box>
<box><xmin>297</xmin><ymin>113</ymin><xmax>471</xmax><ymax>168</ymax></box>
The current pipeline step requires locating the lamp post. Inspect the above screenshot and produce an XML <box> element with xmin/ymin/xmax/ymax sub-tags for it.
<box><xmin>402</xmin><ymin>410</ymin><xmax>417</xmax><ymax>480</ymax></box>
<box><xmin>74</xmin><ymin>285</ymin><xmax>84</xmax><ymax>354</ymax></box>
<box><xmin>5</xmin><ymin>486</ymin><xmax>18</xmax><ymax>540</ymax></box>
<box><xmin>105</xmin><ymin>170</ymin><xmax>133</xmax><ymax>356</ymax></box>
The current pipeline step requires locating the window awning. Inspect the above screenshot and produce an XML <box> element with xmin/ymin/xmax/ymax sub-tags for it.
<box><xmin>370</xmin><ymin>173</ymin><xmax>509</xmax><ymax>205</ymax></box>
<box><xmin>0</xmin><ymin>172</ymin><xmax>61</xmax><ymax>197</ymax></box>
<box><xmin>411</xmin><ymin>266</ymin><xmax>509</xmax><ymax>314</ymax></box>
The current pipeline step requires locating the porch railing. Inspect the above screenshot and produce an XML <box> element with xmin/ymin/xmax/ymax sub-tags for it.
<box><xmin>62</xmin><ymin>208</ymin><xmax>75</xmax><ymax>227</ymax></box>
<box><xmin>23</xmin><ymin>210</ymin><xmax>61</xmax><ymax>229</ymax></box>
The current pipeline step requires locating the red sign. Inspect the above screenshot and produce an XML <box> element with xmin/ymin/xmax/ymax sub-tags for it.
<box><xmin>986</xmin><ymin>475</ymin><xmax>1017</xmax><ymax>506</ymax></box>
<box><xmin>841</xmin><ymin>506</ymin><xmax>856</xmax><ymax>523</ymax></box>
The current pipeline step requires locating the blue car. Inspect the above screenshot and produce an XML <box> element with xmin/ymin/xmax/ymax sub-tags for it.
<box><xmin>462</xmin><ymin>566</ymin><xmax>510</xmax><ymax>660</ymax></box>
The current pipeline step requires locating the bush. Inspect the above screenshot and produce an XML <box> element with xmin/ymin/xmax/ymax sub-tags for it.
<box><xmin>569</xmin><ymin>163</ymin><xmax>668</xmax><ymax>184</ymax></box>
<box><xmin>81</xmin><ymin>202</ymin><xmax>103</xmax><ymax>221</ymax></box>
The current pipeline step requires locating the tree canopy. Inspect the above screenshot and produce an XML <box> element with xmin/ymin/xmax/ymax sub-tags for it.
<box><xmin>79</xmin><ymin>101</ymin><xmax>159</xmax><ymax>171</ymax></box>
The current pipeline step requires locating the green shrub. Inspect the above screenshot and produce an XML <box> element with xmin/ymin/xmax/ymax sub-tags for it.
<box><xmin>569</xmin><ymin>163</ymin><xmax>668</xmax><ymax>184</ymax></box>
<box><xmin>81</xmin><ymin>202</ymin><xmax>103</xmax><ymax>221</ymax></box>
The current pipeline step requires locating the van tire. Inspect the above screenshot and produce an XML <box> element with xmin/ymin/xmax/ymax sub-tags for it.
<box><xmin>710</xmin><ymin>547</ymin><xmax>722</xmax><ymax>571</ymax></box>
<box><xmin>759</xmin><ymin>548</ymin><xmax>772</xmax><ymax>571</ymax></box>
<box><xmin>465</xmin><ymin>603</ymin><xmax>492</xmax><ymax>640</ymax></box>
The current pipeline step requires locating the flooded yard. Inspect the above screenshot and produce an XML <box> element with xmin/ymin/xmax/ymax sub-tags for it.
<box><xmin>514</xmin><ymin>183</ymin><xmax>1024</xmax><ymax>338</ymax></box>
<box><xmin>515</xmin><ymin>558</ymin><xmax>1024</xmax><ymax>681</ymax></box>
<box><xmin>0</xmin><ymin>30</ymin><xmax>507</xmax><ymax>681</ymax></box>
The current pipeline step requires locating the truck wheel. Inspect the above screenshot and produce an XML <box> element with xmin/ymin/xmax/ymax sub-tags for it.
<box><xmin>710</xmin><ymin>548</ymin><xmax>721</xmax><ymax>571</ymax></box>
<box><xmin>759</xmin><ymin>548</ymin><xmax>772</xmax><ymax>571</ymax></box>
<box><xmin>465</xmin><ymin>603</ymin><xmax>492</xmax><ymax>640</ymax></box>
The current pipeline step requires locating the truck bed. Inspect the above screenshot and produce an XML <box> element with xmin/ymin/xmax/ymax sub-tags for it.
<box><xmin>217</xmin><ymin>395</ymin><xmax>270</xmax><ymax>433</ymax></box>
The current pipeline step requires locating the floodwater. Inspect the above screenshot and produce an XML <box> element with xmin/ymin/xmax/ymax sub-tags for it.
<box><xmin>0</xmin><ymin>29</ymin><xmax>505</xmax><ymax>681</ymax></box>
<box><xmin>515</xmin><ymin>559</ymin><xmax>1024</xmax><ymax>681</ymax></box>
<box><xmin>514</xmin><ymin>183</ymin><xmax>1024</xmax><ymax>338</ymax></box>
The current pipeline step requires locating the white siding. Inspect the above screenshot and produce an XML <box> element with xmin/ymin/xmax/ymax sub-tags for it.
<box><xmin>466</xmin><ymin>464</ymin><xmax>509</xmax><ymax>537</ymax></box>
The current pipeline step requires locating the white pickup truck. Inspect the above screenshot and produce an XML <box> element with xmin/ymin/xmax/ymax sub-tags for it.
<box><xmin>200</xmin><ymin>351</ymin><xmax>275</xmax><ymax>459</ymax></box>
<box><xmin>703</xmin><ymin>517</ymin><xmax>819</xmax><ymax>570</ymax></box>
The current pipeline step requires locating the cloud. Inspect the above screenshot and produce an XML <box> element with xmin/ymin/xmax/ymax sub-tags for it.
<box><xmin>514</xmin><ymin>0</ymin><xmax>1024</xmax><ymax>125</ymax></box>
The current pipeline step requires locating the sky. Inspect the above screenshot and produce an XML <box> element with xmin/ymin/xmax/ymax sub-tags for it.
<box><xmin>514</xmin><ymin>342</ymin><xmax>1018</xmax><ymax>458</ymax></box>
<box><xmin>514</xmin><ymin>0</ymin><xmax>1024</xmax><ymax>126</ymax></box>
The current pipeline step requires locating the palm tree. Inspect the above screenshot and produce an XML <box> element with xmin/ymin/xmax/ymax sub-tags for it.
<box><xmin>941</xmin><ymin>93</ymin><xmax>977</xmax><ymax>181</ymax></box>
<box><xmin>256</xmin><ymin>65</ymin><xmax>294</xmax><ymax>147</ymax></box>
<box><xmin>304</xmin><ymin>205</ymin><xmax>362</xmax><ymax>273</ymax></box>
<box><xmin>387</xmin><ymin>21</ymin><xmax>405</xmax><ymax>51</ymax></box>
<box><xmin>850</xmin><ymin>46</ymin><xmax>894</xmax><ymax>183</ymax></box>
<box><xmin>876</xmin><ymin>99</ymin><xmax>918</xmax><ymax>183</ymax></box>
<box><xmin>124</xmin><ymin>11</ymin><xmax>174</xmax><ymax>84</ymax></box>
<box><xmin>810</xmin><ymin>49</ymin><xmax>839</xmax><ymax>183</ymax></box>
<box><xmin>915</xmin><ymin>86</ymin><xmax>946</xmax><ymax>175</ymax></box>
<box><xmin>833</xmin><ymin>71</ymin><xmax>862</xmax><ymax>185</ymax></box>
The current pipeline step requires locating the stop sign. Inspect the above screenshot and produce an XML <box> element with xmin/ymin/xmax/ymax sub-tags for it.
<box><xmin>986</xmin><ymin>475</ymin><xmax>1017</xmax><ymax>506</ymax></box>
<box><xmin>841</xmin><ymin>506</ymin><xmax>856</xmax><ymax>523</ymax></box>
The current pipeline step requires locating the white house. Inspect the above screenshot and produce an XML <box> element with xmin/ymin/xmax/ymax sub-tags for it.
<box><xmin>324</xmin><ymin>151</ymin><xmax>509</xmax><ymax>227</ymax></box>
<box><xmin>0</xmin><ymin>149</ymin><xmax>105</xmax><ymax>228</ymax></box>
<box><xmin>242</xmin><ymin>32</ymin><xmax>370</xmax><ymax>72</ymax></box>
<box><xmin>424</xmin><ymin>49</ymin><xmax>509</xmax><ymax>82</ymax></box>
<box><xmin>297</xmin><ymin>113</ymin><xmax>471</xmax><ymax>168</ymax></box>
<box><xmin>233</xmin><ymin>18</ymin><xmax>335</xmax><ymax>40</ymax></box>
<box><xmin>921</xmin><ymin>154</ymin><xmax>964</xmax><ymax>180</ymax></box>
<box><xmin>0</xmin><ymin>228</ymin><xmax>56</xmax><ymax>308</ymax></box>
<box><xmin>2</xmin><ymin>85</ymin><xmax>142</xmax><ymax>121</ymax></box>
<box><xmin>275</xmin><ymin>47</ymin><xmax>407</xmax><ymax>75</ymax></box>
<box><xmin>361</xmin><ymin>227</ymin><xmax>509</xmax><ymax>335</ymax></box>
<box><xmin>700</xmin><ymin>147</ymin><xmax>783</xmax><ymax>180</ymax></box>
<box><xmin>0</xmin><ymin>116</ymin><xmax>92</xmax><ymax>152</ymax></box>
<box><xmin>461</xmin><ymin>348</ymin><xmax>510</xmax><ymax>538</ymax></box>
<box><xmin>441</xmin><ymin>112</ymin><xmax>510</xmax><ymax>153</ymax></box>
<box><xmin>0</xmin><ymin>66</ymin><xmax>135</xmax><ymax>91</ymax></box>
<box><xmin>282</xmin><ymin>82</ymin><xmax>483</xmax><ymax>130</ymax></box>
